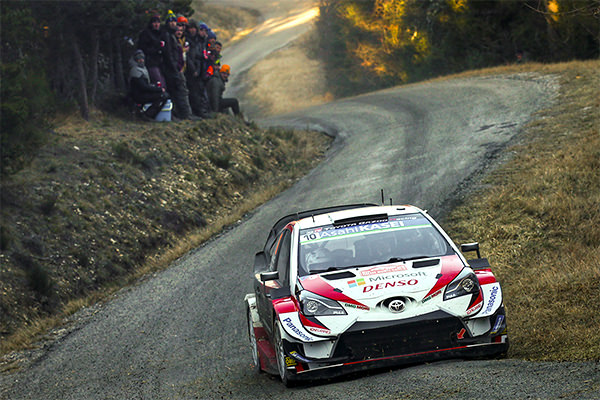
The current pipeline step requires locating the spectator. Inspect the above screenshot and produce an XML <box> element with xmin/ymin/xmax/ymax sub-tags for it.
<box><xmin>186</xmin><ymin>19</ymin><xmax>210</xmax><ymax>118</ymax></box>
<box><xmin>206</xmin><ymin>64</ymin><xmax>241</xmax><ymax>117</ymax></box>
<box><xmin>162</xmin><ymin>11</ymin><xmax>195</xmax><ymax>120</ymax></box>
<box><xmin>207</xmin><ymin>29</ymin><xmax>217</xmax><ymax>49</ymax></box>
<box><xmin>198</xmin><ymin>22</ymin><xmax>209</xmax><ymax>51</ymax></box>
<box><xmin>210</xmin><ymin>41</ymin><xmax>222</xmax><ymax>68</ymax></box>
<box><xmin>202</xmin><ymin>34</ymin><xmax>221</xmax><ymax>83</ymax></box>
<box><xmin>129</xmin><ymin>49</ymin><xmax>169</xmax><ymax>120</ymax></box>
<box><xmin>137</xmin><ymin>14</ymin><xmax>167</xmax><ymax>88</ymax></box>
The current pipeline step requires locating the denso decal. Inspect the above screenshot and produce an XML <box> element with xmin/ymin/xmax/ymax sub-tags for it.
<box><xmin>359</xmin><ymin>264</ymin><xmax>408</xmax><ymax>276</ymax></box>
<box><xmin>368</xmin><ymin>271</ymin><xmax>427</xmax><ymax>282</ymax></box>
<box><xmin>363</xmin><ymin>279</ymin><xmax>418</xmax><ymax>292</ymax></box>
<box><xmin>347</xmin><ymin>278</ymin><xmax>366</xmax><ymax>288</ymax></box>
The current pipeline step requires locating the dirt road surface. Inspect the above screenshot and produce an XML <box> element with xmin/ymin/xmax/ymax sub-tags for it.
<box><xmin>1</xmin><ymin>1</ymin><xmax>598</xmax><ymax>399</ymax></box>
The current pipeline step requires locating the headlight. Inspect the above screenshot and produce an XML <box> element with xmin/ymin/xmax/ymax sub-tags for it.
<box><xmin>443</xmin><ymin>268</ymin><xmax>480</xmax><ymax>300</ymax></box>
<box><xmin>299</xmin><ymin>291</ymin><xmax>347</xmax><ymax>316</ymax></box>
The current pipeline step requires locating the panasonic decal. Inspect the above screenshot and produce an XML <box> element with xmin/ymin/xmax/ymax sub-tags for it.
<box><xmin>281</xmin><ymin>316</ymin><xmax>314</xmax><ymax>342</ymax></box>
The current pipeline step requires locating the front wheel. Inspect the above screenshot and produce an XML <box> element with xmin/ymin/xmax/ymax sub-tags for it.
<box><xmin>273</xmin><ymin>322</ymin><xmax>295</xmax><ymax>387</ymax></box>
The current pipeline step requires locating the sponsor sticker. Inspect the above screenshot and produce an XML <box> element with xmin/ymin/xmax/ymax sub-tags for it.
<box><xmin>285</xmin><ymin>356</ymin><xmax>297</xmax><ymax>367</ymax></box>
<box><xmin>344</xmin><ymin>302</ymin><xmax>370</xmax><ymax>311</ymax></box>
<box><xmin>347</xmin><ymin>278</ymin><xmax>366</xmax><ymax>288</ymax></box>
<box><xmin>359</xmin><ymin>264</ymin><xmax>408</xmax><ymax>276</ymax></box>
<box><xmin>282</xmin><ymin>316</ymin><xmax>314</xmax><ymax>342</ymax></box>
<box><xmin>368</xmin><ymin>271</ymin><xmax>427</xmax><ymax>282</ymax></box>
<box><xmin>289</xmin><ymin>351</ymin><xmax>311</xmax><ymax>363</ymax></box>
<box><xmin>363</xmin><ymin>279</ymin><xmax>418</xmax><ymax>292</ymax></box>
<box><xmin>484</xmin><ymin>285</ymin><xmax>499</xmax><ymax>314</ymax></box>
<box><xmin>300</xmin><ymin>217</ymin><xmax>433</xmax><ymax>244</ymax></box>
<box><xmin>307</xmin><ymin>326</ymin><xmax>331</xmax><ymax>335</ymax></box>
<box><xmin>490</xmin><ymin>315</ymin><xmax>504</xmax><ymax>334</ymax></box>
<box><xmin>466</xmin><ymin>301</ymin><xmax>483</xmax><ymax>315</ymax></box>
<box><xmin>422</xmin><ymin>288</ymin><xmax>443</xmax><ymax>303</ymax></box>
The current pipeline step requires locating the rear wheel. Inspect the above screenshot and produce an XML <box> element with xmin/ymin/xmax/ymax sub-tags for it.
<box><xmin>247</xmin><ymin>308</ymin><xmax>261</xmax><ymax>373</ymax></box>
<box><xmin>274</xmin><ymin>322</ymin><xmax>295</xmax><ymax>387</ymax></box>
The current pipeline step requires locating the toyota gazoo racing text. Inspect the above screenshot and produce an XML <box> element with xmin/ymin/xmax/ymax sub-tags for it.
<box><xmin>245</xmin><ymin>204</ymin><xmax>508</xmax><ymax>385</ymax></box>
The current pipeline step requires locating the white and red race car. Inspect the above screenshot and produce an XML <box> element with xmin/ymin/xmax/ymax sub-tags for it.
<box><xmin>245</xmin><ymin>204</ymin><xmax>508</xmax><ymax>385</ymax></box>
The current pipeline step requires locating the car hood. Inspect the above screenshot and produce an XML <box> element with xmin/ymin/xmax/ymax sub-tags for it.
<box><xmin>298</xmin><ymin>255</ymin><xmax>465</xmax><ymax>306</ymax></box>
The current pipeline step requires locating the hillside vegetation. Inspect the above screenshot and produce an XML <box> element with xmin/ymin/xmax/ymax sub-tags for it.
<box><xmin>0</xmin><ymin>115</ymin><xmax>331</xmax><ymax>356</ymax></box>
<box><xmin>444</xmin><ymin>59</ymin><xmax>599</xmax><ymax>361</ymax></box>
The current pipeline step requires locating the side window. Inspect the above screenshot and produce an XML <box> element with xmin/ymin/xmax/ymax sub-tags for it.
<box><xmin>276</xmin><ymin>230</ymin><xmax>291</xmax><ymax>286</ymax></box>
<box><xmin>268</xmin><ymin>230</ymin><xmax>284</xmax><ymax>271</ymax></box>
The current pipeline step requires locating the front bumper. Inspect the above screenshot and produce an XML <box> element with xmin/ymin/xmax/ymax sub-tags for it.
<box><xmin>283</xmin><ymin>308</ymin><xmax>508</xmax><ymax>380</ymax></box>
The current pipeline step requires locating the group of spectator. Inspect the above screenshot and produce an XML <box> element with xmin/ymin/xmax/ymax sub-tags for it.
<box><xmin>129</xmin><ymin>10</ymin><xmax>241</xmax><ymax>121</ymax></box>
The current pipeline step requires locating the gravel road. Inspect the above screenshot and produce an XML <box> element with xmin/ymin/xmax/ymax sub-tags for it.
<box><xmin>1</xmin><ymin>1</ymin><xmax>598</xmax><ymax>399</ymax></box>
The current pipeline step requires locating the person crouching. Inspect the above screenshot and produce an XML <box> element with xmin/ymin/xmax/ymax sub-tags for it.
<box><xmin>206</xmin><ymin>64</ymin><xmax>241</xmax><ymax>117</ymax></box>
<box><xmin>129</xmin><ymin>49</ymin><xmax>170</xmax><ymax>120</ymax></box>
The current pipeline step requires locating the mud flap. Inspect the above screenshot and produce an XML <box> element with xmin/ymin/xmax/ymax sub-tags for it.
<box><xmin>245</xmin><ymin>294</ymin><xmax>278</xmax><ymax>375</ymax></box>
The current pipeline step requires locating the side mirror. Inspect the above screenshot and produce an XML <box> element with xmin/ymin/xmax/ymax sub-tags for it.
<box><xmin>460</xmin><ymin>242</ymin><xmax>481</xmax><ymax>259</ymax></box>
<box><xmin>254</xmin><ymin>251</ymin><xmax>267</xmax><ymax>273</ymax></box>
<box><xmin>260</xmin><ymin>271</ymin><xmax>279</xmax><ymax>282</ymax></box>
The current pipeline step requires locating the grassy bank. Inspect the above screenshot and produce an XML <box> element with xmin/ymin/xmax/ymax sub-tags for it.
<box><xmin>445</xmin><ymin>59</ymin><xmax>599</xmax><ymax>361</ymax></box>
<box><xmin>0</xmin><ymin>114</ymin><xmax>331</xmax><ymax>358</ymax></box>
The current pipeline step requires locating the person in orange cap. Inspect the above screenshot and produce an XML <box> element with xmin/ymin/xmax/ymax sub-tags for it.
<box><xmin>206</xmin><ymin>64</ymin><xmax>241</xmax><ymax>117</ymax></box>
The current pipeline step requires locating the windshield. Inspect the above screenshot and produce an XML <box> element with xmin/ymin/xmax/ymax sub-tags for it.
<box><xmin>298</xmin><ymin>213</ymin><xmax>453</xmax><ymax>276</ymax></box>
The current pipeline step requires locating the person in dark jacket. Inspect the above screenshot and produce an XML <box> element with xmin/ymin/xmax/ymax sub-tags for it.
<box><xmin>206</xmin><ymin>64</ymin><xmax>240</xmax><ymax>116</ymax></box>
<box><xmin>129</xmin><ymin>50</ymin><xmax>169</xmax><ymax>119</ymax></box>
<box><xmin>136</xmin><ymin>15</ymin><xmax>167</xmax><ymax>88</ymax></box>
<box><xmin>161</xmin><ymin>11</ymin><xmax>195</xmax><ymax>120</ymax></box>
<box><xmin>185</xmin><ymin>20</ymin><xmax>210</xmax><ymax>118</ymax></box>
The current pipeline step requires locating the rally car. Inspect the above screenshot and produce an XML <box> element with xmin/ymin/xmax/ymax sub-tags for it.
<box><xmin>245</xmin><ymin>204</ymin><xmax>508</xmax><ymax>385</ymax></box>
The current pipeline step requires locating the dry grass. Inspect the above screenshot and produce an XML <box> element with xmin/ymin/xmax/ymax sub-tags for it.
<box><xmin>0</xmin><ymin>114</ymin><xmax>331</xmax><ymax>359</ymax></box>
<box><xmin>445</xmin><ymin>59</ymin><xmax>600</xmax><ymax>361</ymax></box>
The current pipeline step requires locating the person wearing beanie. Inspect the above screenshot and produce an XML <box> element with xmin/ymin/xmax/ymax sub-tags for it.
<box><xmin>206</xmin><ymin>64</ymin><xmax>241</xmax><ymax>117</ymax></box>
<box><xmin>161</xmin><ymin>10</ymin><xmax>195</xmax><ymax>120</ymax></box>
<box><xmin>206</xmin><ymin>29</ymin><xmax>217</xmax><ymax>48</ymax></box>
<box><xmin>185</xmin><ymin>19</ymin><xmax>210</xmax><ymax>118</ymax></box>
<box><xmin>128</xmin><ymin>49</ymin><xmax>169</xmax><ymax>120</ymax></box>
<box><xmin>137</xmin><ymin>14</ymin><xmax>168</xmax><ymax>88</ymax></box>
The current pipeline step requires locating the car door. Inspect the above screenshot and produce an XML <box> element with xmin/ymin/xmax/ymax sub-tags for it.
<box><xmin>256</xmin><ymin>228</ymin><xmax>292</xmax><ymax>333</ymax></box>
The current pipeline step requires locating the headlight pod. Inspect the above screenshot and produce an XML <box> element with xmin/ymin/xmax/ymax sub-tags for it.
<box><xmin>443</xmin><ymin>268</ymin><xmax>480</xmax><ymax>300</ymax></box>
<box><xmin>299</xmin><ymin>291</ymin><xmax>347</xmax><ymax>316</ymax></box>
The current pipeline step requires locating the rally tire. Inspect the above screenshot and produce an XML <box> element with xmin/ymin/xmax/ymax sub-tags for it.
<box><xmin>274</xmin><ymin>322</ymin><xmax>295</xmax><ymax>387</ymax></box>
<box><xmin>247</xmin><ymin>308</ymin><xmax>261</xmax><ymax>373</ymax></box>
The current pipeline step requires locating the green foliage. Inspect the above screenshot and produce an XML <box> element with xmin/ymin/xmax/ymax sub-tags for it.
<box><xmin>206</xmin><ymin>150</ymin><xmax>231</xmax><ymax>169</ymax></box>
<box><xmin>14</xmin><ymin>252</ymin><xmax>54</xmax><ymax>298</ymax></box>
<box><xmin>317</xmin><ymin>0</ymin><xmax>600</xmax><ymax>95</ymax></box>
<box><xmin>1</xmin><ymin>4</ymin><xmax>56</xmax><ymax>175</ymax></box>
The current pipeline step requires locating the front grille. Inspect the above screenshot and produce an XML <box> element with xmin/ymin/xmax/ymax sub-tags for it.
<box><xmin>332</xmin><ymin>311</ymin><xmax>464</xmax><ymax>360</ymax></box>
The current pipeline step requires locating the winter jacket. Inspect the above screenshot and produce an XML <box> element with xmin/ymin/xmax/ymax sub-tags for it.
<box><xmin>129</xmin><ymin>58</ymin><xmax>162</xmax><ymax>103</ymax></box>
<box><xmin>137</xmin><ymin>24</ymin><xmax>167</xmax><ymax>69</ymax></box>
<box><xmin>206</xmin><ymin>73</ymin><xmax>226</xmax><ymax>112</ymax></box>
<box><xmin>161</xmin><ymin>25</ymin><xmax>181</xmax><ymax>77</ymax></box>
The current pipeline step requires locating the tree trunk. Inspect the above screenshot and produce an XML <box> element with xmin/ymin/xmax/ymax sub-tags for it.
<box><xmin>114</xmin><ymin>37</ymin><xmax>126</xmax><ymax>92</ymax></box>
<box><xmin>90</xmin><ymin>28</ymin><xmax>99</xmax><ymax>105</ymax></box>
<box><xmin>541</xmin><ymin>0</ymin><xmax>560</xmax><ymax>56</ymax></box>
<box><xmin>72</xmin><ymin>36</ymin><xmax>89</xmax><ymax>120</ymax></box>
